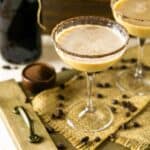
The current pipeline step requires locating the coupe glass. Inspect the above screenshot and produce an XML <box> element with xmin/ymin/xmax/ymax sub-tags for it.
<box><xmin>111</xmin><ymin>0</ymin><xmax>150</xmax><ymax>95</ymax></box>
<box><xmin>51</xmin><ymin>16</ymin><xmax>129</xmax><ymax>131</ymax></box>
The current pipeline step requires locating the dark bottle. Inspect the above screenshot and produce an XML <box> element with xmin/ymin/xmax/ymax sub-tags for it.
<box><xmin>0</xmin><ymin>0</ymin><xmax>41</xmax><ymax>64</ymax></box>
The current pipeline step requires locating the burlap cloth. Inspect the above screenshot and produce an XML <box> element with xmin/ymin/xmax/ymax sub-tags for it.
<box><xmin>116</xmin><ymin>103</ymin><xmax>150</xmax><ymax>150</ymax></box>
<box><xmin>115</xmin><ymin>44</ymin><xmax>150</xmax><ymax>150</ymax></box>
<box><xmin>32</xmin><ymin>44</ymin><xmax>150</xmax><ymax>150</ymax></box>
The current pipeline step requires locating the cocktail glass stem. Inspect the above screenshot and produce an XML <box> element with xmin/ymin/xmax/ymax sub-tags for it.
<box><xmin>134</xmin><ymin>38</ymin><xmax>146</xmax><ymax>78</ymax></box>
<box><xmin>86</xmin><ymin>72</ymin><xmax>95</xmax><ymax>113</ymax></box>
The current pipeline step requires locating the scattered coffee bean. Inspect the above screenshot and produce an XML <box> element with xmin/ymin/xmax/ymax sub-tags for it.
<box><xmin>119</xmin><ymin>65</ymin><xmax>128</xmax><ymax>70</ymax></box>
<box><xmin>80</xmin><ymin>136</ymin><xmax>89</xmax><ymax>144</ymax></box>
<box><xmin>57</xmin><ymin>94</ymin><xmax>65</xmax><ymax>101</ymax></box>
<box><xmin>130</xmin><ymin>35</ymin><xmax>136</xmax><ymax>38</ymax></box>
<box><xmin>51</xmin><ymin>109</ymin><xmax>65</xmax><ymax>119</ymax></box>
<box><xmin>108</xmin><ymin>66</ymin><xmax>114</xmax><ymax>70</ymax></box>
<box><xmin>130</xmin><ymin>58</ymin><xmax>137</xmax><ymax>63</ymax></box>
<box><xmin>96</xmin><ymin>83</ymin><xmax>111</xmax><ymax>88</ymax></box>
<box><xmin>104</xmin><ymin>83</ymin><xmax>112</xmax><ymax>88</ymax></box>
<box><xmin>58</xmin><ymin>109</ymin><xmax>64</xmax><ymax>116</ymax></box>
<box><xmin>96</xmin><ymin>83</ymin><xmax>104</xmax><ymax>88</ymax></box>
<box><xmin>95</xmin><ymin>71</ymin><xmax>102</xmax><ymax>74</ymax></box>
<box><xmin>59</xmin><ymin>84</ymin><xmax>65</xmax><ymax>89</ymax></box>
<box><xmin>46</xmin><ymin>126</ymin><xmax>55</xmax><ymax>133</ymax></box>
<box><xmin>122</xmin><ymin>94</ymin><xmax>130</xmax><ymax>99</ymax></box>
<box><xmin>121</xmin><ymin>58</ymin><xmax>128</xmax><ymax>63</ymax></box>
<box><xmin>96</xmin><ymin>93</ymin><xmax>104</xmax><ymax>99</ymax></box>
<box><xmin>112</xmin><ymin>99</ymin><xmax>119</xmax><ymax>105</ymax></box>
<box><xmin>94</xmin><ymin>136</ymin><xmax>101</xmax><ymax>142</ymax></box>
<box><xmin>87</xmin><ymin>72</ymin><xmax>93</xmax><ymax>76</ymax></box>
<box><xmin>121</xmin><ymin>101</ymin><xmax>137</xmax><ymax>112</ymax></box>
<box><xmin>133</xmin><ymin>122</ymin><xmax>141</xmax><ymax>128</ymax></box>
<box><xmin>61</xmin><ymin>67</ymin><xmax>69</xmax><ymax>71</ymax></box>
<box><xmin>58</xmin><ymin>103</ymin><xmax>64</xmax><ymax>107</ymax></box>
<box><xmin>57</xmin><ymin>143</ymin><xmax>66</xmax><ymax>150</ymax></box>
<box><xmin>143</xmin><ymin>65</ymin><xmax>150</xmax><ymax>71</ymax></box>
<box><xmin>77</xmin><ymin>75</ymin><xmax>84</xmax><ymax>80</ymax></box>
<box><xmin>121</xmin><ymin>58</ymin><xmax>137</xmax><ymax>64</ymax></box>
<box><xmin>110</xmin><ymin>106</ymin><xmax>117</xmax><ymax>113</ymax></box>
<box><xmin>125</xmin><ymin>112</ymin><xmax>131</xmax><ymax>117</ymax></box>
<box><xmin>128</xmin><ymin>105</ymin><xmax>137</xmax><ymax>112</ymax></box>
<box><xmin>119</xmin><ymin>123</ymin><xmax>128</xmax><ymax>130</ymax></box>
<box><xmin>2</xmin><ymin>65</ymin><xmax>11</xmax><ymax>70</ymax></box>
<box><xmin>51</xmin><ymin>113</ymin><xmax>56</xmax><ymax>119</ymax></box>
<box><xmin>121</xmin><ymin>101</ymin><xmax>129</xmax><ymax>108</ymax></box>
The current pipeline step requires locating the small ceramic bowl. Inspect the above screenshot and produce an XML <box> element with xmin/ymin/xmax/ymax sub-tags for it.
<box><xmin>22</xmin><ymin>62</ymin><xmax>56</xmax><ymax>93</ymax></box>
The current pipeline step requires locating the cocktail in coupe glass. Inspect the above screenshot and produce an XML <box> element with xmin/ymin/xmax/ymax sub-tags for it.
<box><xmin>52</xmin><ymin>16</ymin><xmax>129</xmax><ymax>131</ymax></box>
<box><xmin>111</xmin><ymin>0</ymin><xmax>150</xmax><ymax>95</ymax></box>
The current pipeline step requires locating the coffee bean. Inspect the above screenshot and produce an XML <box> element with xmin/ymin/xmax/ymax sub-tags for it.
<box><xmin>2</xmin><ymin>65</ymin><xmax>11</xmax><ymax>70</ymax></box>
<box><xmin>104</xmin><ymin>83</ymin><xmax>112</xmax><ymax>88</ymax></box>
<box><xmin>51</xmin><ymin>113</ymin><xmax>63</xmax><ymax>119</ymax></box>
<box><xmin>61</xmin><ymin>67</ymin><xmax>69</xmax><ymax>71</ymax></box>
<box><xmin>125</xmin><ymin>112</ymin><xmax>131</xmax><ymax>117</ymax></box>
<box><xmin>95</xmin><ymin>71</ymin><xmax>102</xmax><ymax>74</ymax></box>
<box><xmin>121</xmin><ymin>58</ymin><xmax>128</xmax><ymax>63</ymax></box>
<box><xmin>80</xmin><ymin>136</ymin><xmax>89</xmax><ymax>144</ymax></box>
<box><xmin>112</xmin><ymin>99</ymin><xmax>119</xmax><ymax>105</ymax></box>
<box><xmin>133</xmin><ymin>122</ymin><xmax>141</xmax><ymax>128</ymax></box>
<box><xmin>119</xmin><ymin>65</ymin><xmax>128</xmax><ymax>70</ymax></box>
<box><xmin>110</xmin><ymin>106</ymin><xmax>117</xmax><ymax>113</ymax></box>
<box><xmin>119</xmin><ymin>123</ymin><xmax>128</xmax><ymax>130</ymax></box>
<box><xmin>57</xmin><ymin>143</ymin><xmax>66</xmax><ymax>150</ymax></box>
<box><xmin>128</xmin><ymin>105</ymin><xmax>137</xmax><ymax>112</ymax></box>
<box><xmin>57</xmin><ymin>94</ymin><xmax>65</xmax><ymax>100</ymax></box>
<box><xmin>96</xmin><ymin>93</ymin><xmax>104</xmax><ymax>99</ymax></box>
<box><xmin>51</xmin><ymin>113</ymin><xmax>57</xmax><ymax>119</ymax></box>
<box><xmin>51</xmin><ymin>109</ymin><xmax>65</xmax><ymax>119</ymax></box>
<box><xmin>59</xmin><ymin>84</ymin><xmax>65</xmax><ymax>89</ymax></box>
<box><xmin>94</xmin><ymin>136</ymin><xmax>101</xmax><ymax>142</ymax></box>
<box><xmin>58</xmin><ymin>103</ymin><xmax>64</xmax><ymax>107</ymax></box>
<box><xmin>108</xmin><ymin>66</ymin><xmax>114</xmax><ymax>70</ymax></box>
<box><xmin>121</xmin><ymin>101</ymin><xmax>129</xmax><ymax>108</ymax></box>
<box><xmin>77</xmin><ymin>75</ymin><xmax>84</xmax><ymax>80</ymax></box>
<box><xmin>122</xmin><ymin>94</ymin><xmax>130</xmax><ymax>99</ymax></box>
<box><xmin>96</xmin><ymin>83</ymin><xmax>112</xmax><ymax>88</ymax></box>
<box><xmin>121</xmin><ymin>101</ymin><xmax>137</xmax><ymax>112</ymax></box>
<box><xmin>121</xmin><ymin>58</ymin><xmax>137</xmax><ymax>64</ymax></box>
<box><xmin>58</xmin><ymin>109</ymin><xmax>65</xmax><ymax>116</ymax></box>
<box><xmin>96</xmin><ymin>83</ymin><xmax>104</xmax><ymax>88</ymax></box>
<box><xmin>130</xmin><ymin>58</ymin><xmax>137</xmax><ymax>63</ymax></box>
<box><xmin>143</xmin><ymin>65</ymin><xmax>150</xmax><ymax>71</ymax></box>
<box><xmin>87</xmin><ymin>73</ymin><xmax>93</xmax><ymax>76</ymax></box>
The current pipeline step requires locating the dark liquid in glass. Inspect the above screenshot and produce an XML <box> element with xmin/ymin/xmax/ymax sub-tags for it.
<box><xmin>0</xmin><ymin>0</ymin><xmax>41</xmax><ymax>64</ymax></box>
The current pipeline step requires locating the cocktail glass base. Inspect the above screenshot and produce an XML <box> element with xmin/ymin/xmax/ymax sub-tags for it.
<box><xmin>67</xmin><ymin>101</ymin><xmax>113</xmax><ymax>132</ymax></box>
<box><xmin>116</xmin><ymin>69</ymin><xmax>150</xmax><ymax>95</ymax></box>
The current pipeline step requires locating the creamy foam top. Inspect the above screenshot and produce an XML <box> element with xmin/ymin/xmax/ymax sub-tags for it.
<box><xmin>114</xmin><ymin>0</ymin><xmax>150</xmax><ymax>26</ymax></box>
<box><xmin>56</xmin><ymin>24</ymin><xmax>126</xmax><ymax>56</ymax></box>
